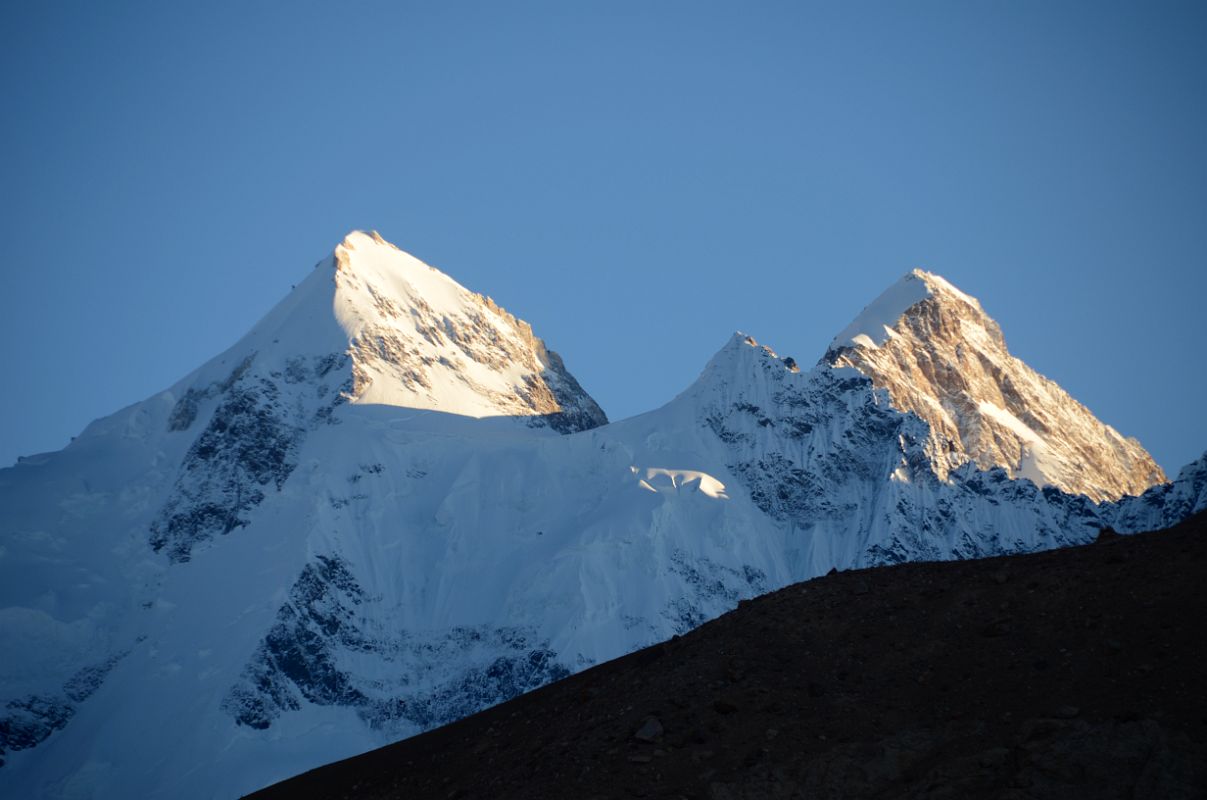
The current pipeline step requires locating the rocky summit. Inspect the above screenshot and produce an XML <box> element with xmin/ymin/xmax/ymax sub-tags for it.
<box><xmin>0</xmin><ymin>233</ymin><xmax>1201</xmax><ymax>799</ymax></box>
<box><xmin>826</xmin><ymin>269</ymin><xmax>1164</xmax><ymax>502</ymax></box>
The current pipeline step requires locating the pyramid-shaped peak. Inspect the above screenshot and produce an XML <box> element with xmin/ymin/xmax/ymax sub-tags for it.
<box><xmin>824</xmin><ymin>269</ymin><xmax>1164</xmax><ymax>501</ymax></box>
<box><xmin>828</xmin><ymin>269</ymin><xmax>984</xmax><ymax>354</ymax></box>
<box><xmin>171</xmin><ymin>230</ymin><xmax>606</xmax><ymax>439</ymax></box>
<box><xmin>323</xmin><ymin>230</ymin><xmax>604</xmax><ymax>430</ymax></box>
<box><xmin>326</xmin><ymin>230</ymin><xmax>541</xmax><ymax>342</ymax></box>
<box><xmin>668</xmin><ymin>331</ymin><xmax>804</xmax><ymax>412</ymax></box>
<box><xmin>330</xmin><ymin>230</ymin><xmax>470</xmax><ymax>301</ymax></box>
<box><xmin>909</xmin><ymin>268</ymin><xmax>983</xmax><ymax>308</ymax></box>
<box><xmin>702</xmin><ymin>332</ymin><xmax>799</xmax><ymax>376</ymax></box>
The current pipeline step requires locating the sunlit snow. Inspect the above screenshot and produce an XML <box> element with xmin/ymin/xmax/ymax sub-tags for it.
<box><xmin>829</xmin><ymin>269</ymin><xmax>932</xmax><ymax>351</ymax></box>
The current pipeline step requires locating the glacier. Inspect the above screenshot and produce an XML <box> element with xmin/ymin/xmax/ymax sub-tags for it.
<box><xmin>0</xmin><ymin>232</ymin><xmax>1202</xmax><ymax>799</ymax></box>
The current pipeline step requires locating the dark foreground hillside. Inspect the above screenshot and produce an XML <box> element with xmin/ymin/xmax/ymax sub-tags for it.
<box><xmin>250</xmin><ymin>513</ymin><xmax>1207</xmax><ymax>800</ymax></box>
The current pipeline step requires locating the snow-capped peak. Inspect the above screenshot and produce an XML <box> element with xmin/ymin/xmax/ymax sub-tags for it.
<box><xmin>699</xmin><ymin>333</ymin><xmax>796</xmax><ymax>379</ymax></box>
<box><xmin>827</xmin><ymin>268</ymin><xmax>983</xmax><ymax>353</ymax></box>
<box><xmin>174</xmin><ymin>230</ymin><xmax>606</xmax><ymax>431</ymax></box>
<box><xmin>328</xmin><ymin>230</ymin><xmax>605</xmax><ymax>426</ymax></box>
<box><xmin>130</xmin><ymin>231</ymin><xmax>605</xmax><ymax>563</ymax></box>
<box><xmin>824</xmin><ymin>270</ymin><xmax>1164</xmax><ymax>501</ymax></box>
<box><xmin>672</xmin><ymin>332</ymin><xmax>803</xmax><ymax>410</ymax></box>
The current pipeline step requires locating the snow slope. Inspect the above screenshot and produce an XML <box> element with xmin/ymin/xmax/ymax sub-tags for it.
<box><xmin>0</xmin><ymin>238</ymin><xmax>1190</xmax><ymax>799</ymax></box>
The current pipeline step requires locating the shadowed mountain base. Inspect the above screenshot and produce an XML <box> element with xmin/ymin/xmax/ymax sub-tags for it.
<box><xmin>249</xmin><ymin>513</ymin><xmax>1207</xmax><ymax>800</ymax></box>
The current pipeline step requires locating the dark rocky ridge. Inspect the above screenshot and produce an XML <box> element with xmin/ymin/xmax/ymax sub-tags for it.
<box><xmin>249</xmin><ymin>512</ymin><xmax>1207</xmax><ymax>800</ymax></box>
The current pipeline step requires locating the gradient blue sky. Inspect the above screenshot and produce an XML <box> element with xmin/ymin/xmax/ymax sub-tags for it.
<box><xmin>1</xmin><ymin>1</ymin><xmax>1204</xmax><ymax>476</ymax></box>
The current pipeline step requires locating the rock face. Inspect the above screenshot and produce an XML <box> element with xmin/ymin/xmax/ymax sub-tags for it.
<box><xmin>0</xmin><ymin>243</ymin><xmax>1192</xmax><ymax>800</ymax></box>
<box><xmin>826</xmin><ymin>269</ymin><xmax>1165</xmax><ymax>502</ymax></box>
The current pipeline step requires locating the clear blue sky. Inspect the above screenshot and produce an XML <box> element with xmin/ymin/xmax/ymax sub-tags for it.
<box><xmin>1</xmin><ymin>1</ymin><xmax>1204</xmax><ymax>476</ymax></box>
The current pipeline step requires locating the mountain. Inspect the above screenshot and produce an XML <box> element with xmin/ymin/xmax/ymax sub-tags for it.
<box><xmin>825</xmin><ymin>269</ymin><xmax>1164</xmax><ymax>502</ymax></box>
<box><xmin>153</xmin><ymin>230</ymin><xmax>607</xmax><ymax>564</ymax></box>
<box><xmin>250</xmin><ymin>510</ymin><xmax>1207</xmax><ymax>800</ymax></box>
<box><xmin>1104</xmin><ymin>454</ymin><xmax>1207</xmax><ymax>532</ymax></box>
<box><xmin>0</xmin><ymin>233</ymin><xmax>1195</xmax><ymax>799</ymax></box>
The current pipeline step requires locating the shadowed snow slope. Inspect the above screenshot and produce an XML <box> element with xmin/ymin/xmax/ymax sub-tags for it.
<box><xmin>0</xmin><ymin>241</ymin><xmax>1196</xmax><ymax>800</ymax></box>
<box><xmin>825</xmin><ymin>269</ymin><xmax>1165</xmax><ymax>502</ymax></box>
<box><xmin>250</xmin><ymin>511</ymin><xmax>1207</xmax><ymax>800</ymax></box>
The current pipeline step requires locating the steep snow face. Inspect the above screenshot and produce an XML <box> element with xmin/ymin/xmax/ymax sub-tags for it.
<box><xmin>825</xmin><ymin>269</ymin><xmax>1165</xmax><ymax>502</ymax></box>
<box><xmin>829</xmin><ymin>270</ymin><xmax>932</xmax><ymax>350</ymax></box>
